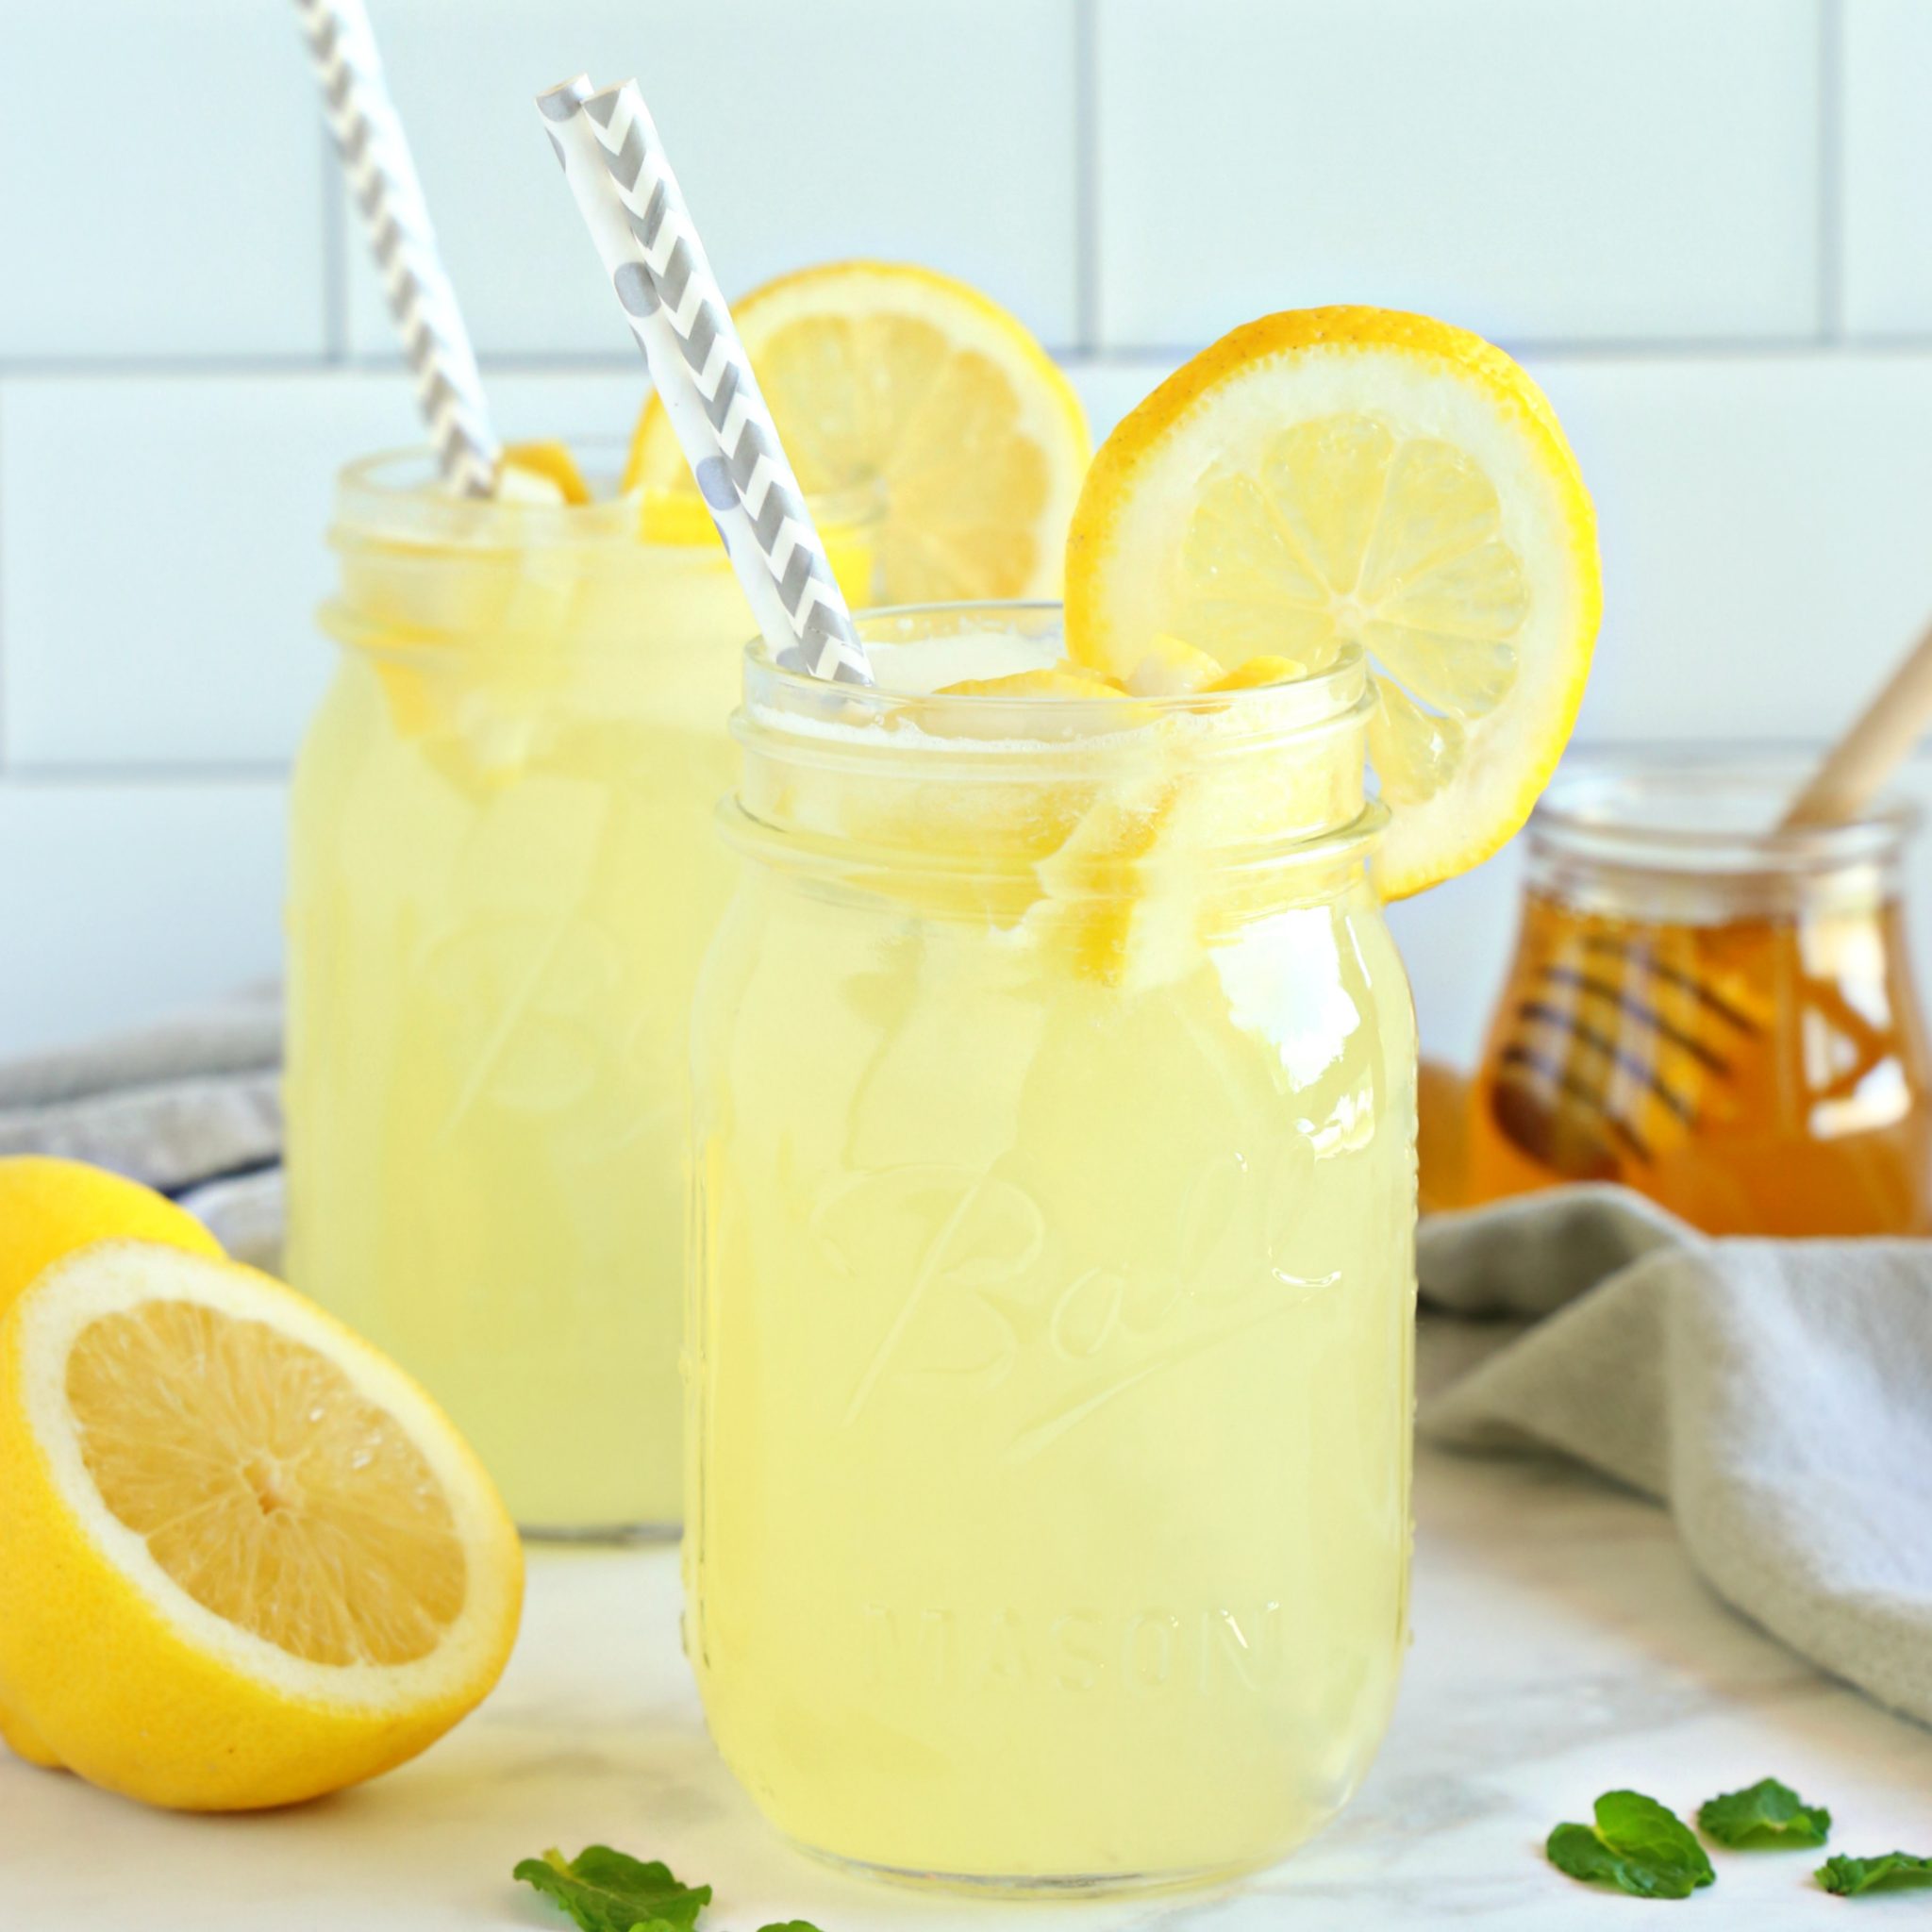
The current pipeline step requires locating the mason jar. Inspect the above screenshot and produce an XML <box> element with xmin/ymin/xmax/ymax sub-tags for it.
<box><xmin>1468</xmin><ymin>748</ymin><xmax>1932</xmax><ymax>1234</ymax></box>
<box><xmin>285</xmin><ymin>445</ymin><xmax>869</xmax><ymax>1537</ymax></box>
<box><xmin>687</xmin><ymin>603</ymin><xmax>1417</xmax><ymax>1889</ymax></box>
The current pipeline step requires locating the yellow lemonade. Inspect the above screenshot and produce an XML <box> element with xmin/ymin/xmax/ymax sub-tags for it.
<box><xmin>286</xmin><ymin>449</ymin><xmax>868</xmax><ymax>1535</ymax></box>
<box><xmin>689</xmin><ymin>608</ymin><xmax>1416</xmax><ymax>1886</ymax></box>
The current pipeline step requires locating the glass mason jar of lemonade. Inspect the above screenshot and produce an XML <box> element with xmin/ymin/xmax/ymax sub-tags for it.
<box><xmin>688</xmin><ymin>605</ymin><xmax>1417</xmax><ymax>1889</ymax></box>
<box><xmin>285</xmin><ymin>445</ymin><xmax>869</xmax><ymax>1537</ymax></box>
<box><xmin>1467</xmin><ymin>751</ymin><xmax>1932</xmax><ymax>1234</ymax></box>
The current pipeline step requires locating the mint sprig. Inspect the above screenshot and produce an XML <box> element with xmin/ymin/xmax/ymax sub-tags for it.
<box><xmin>1547</xmin><ymin>1790</ymin><xmax>1715</xmax><ymax>1899</ymax></box>
<box><xmin>1697</xmin><ymin>1778</ymin><xmax>1830</xmax><ymax>1849</ymax></box>
<box><xmin>512</xmin><ymin>1845</ymin><xmax>822</xmax><ymax>1932</ymax></box>
<box><xmin>1817</xmin><ymin>1851</ymin><xmax>1932</xmax><ymax>1897</ymax></box>
<box><xmin>512</xmin><ymin>1847</ymin><xmax>710</xmax><ymax>1932</ymax></box>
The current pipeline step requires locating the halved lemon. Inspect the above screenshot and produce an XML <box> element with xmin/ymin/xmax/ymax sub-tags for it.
<box><xmin>0</xmin><ymin>1156</ymin><xmax>221</xmax><ymax>1321</ymax></box>
<box><xmin>1065</xmin><ymin>307</ymin><xmax>1601</xmax><ymax>899</ymax></box>
<box><xmin>0</xmin><ymin>1240</ymin><xmax>522</xmax><ymax>1810</ymax></box>
<box><xmin>0</xmin><ymin>1157</ymin><xmax>225</xmax><ymax>1770</ymax></box>
<box><xmin>625</xmin><ymin>261</ymin><xmax>1091</xmax><ymax>602</ymax></box>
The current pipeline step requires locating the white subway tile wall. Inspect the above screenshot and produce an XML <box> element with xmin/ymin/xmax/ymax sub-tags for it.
<box><xmin>0</xmin><ymin>371</ymin><xmax>648</xmax><ymax>770</ymax></box>
<box><xmin>1842</xmin><ymin>0</ymin><xmax>1932</xmax><ymax>333</ymax></box>
<box><xmin>0</xmin><ymin>782</ymin><xmax>288</xmax><ymax>1055</ymax></box>
<box><xmin>341</xmin><ymin>0</ymin><xmax>1082</xmax><ymax>358</ymax></box>
<box><xmin>0</xmin><ymin>3</ymin><xmax>329</xmax><ymax>359</ymax></box>
<box><xmin>1094</xmin><ymin>0</ymin><xmax>1824</xmax><ymax>348</ymax></box>
<box><xmin>0</xmin><ymin>0</ymin><xmax>1927</xmax><ymax>1063</ymax></box>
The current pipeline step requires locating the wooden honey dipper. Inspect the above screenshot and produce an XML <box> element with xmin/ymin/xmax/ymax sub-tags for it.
<box><xmin>1780</xmin><ymin>612</ymin><xmax>1932</xmax><ymax>830</ymax></box>
<box><xmin>1490</xmin><ymin>615</ymin><xmax>1932</xmax><ymax>1181</ymax></box>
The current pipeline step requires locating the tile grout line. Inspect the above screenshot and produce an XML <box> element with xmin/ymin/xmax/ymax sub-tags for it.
<box><xmin>0</xmin><ymin>354</ymin><xmax>676</xmax><ymax>379</ymax></box>
<box><xmin>320</xmin><ymin>125</ymin><xmax>348</xmax><ymax>363</ymax></box>
<box><xmin>1818</xmin><ymin>0</ymin><xmax>1845</xmax><ymax>342</ymax></box>
<box><xmin>23</xmin><ymin>734</ymin><xmax>1932</xmax><ymax>792</ymax></box>
<box><xmin>0</xmin><ymin>382</ymin><xmax>7</xmax><ymax>779</ymax></box>
<box><xmin>1072</xmin><ymin>0</ymin><xmax>1102</xmax><ymax>355</ymax></box>
<box><xmin>3</xmin><ymin>763</ymin><xmax>292</xmax><ymax>790</ymax></box>
<box><xmin>22</xmin><ymin>335</ymin><xmax>1932</xmax><ymax>384</ymax></box>
<box><xmin>1059</xmin><ymin>333</ymin><xmax>1932</xmax><ymax>362</ymax></box>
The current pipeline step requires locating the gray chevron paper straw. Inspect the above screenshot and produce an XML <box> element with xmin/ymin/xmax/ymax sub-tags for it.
<box><xmin>293</xmin><ymin>0</ymin><xmax>499</xmax><ymax>497</ymax></box>
<box><xmin>576</xmin><ymin>78</ymin><xmax>873</xmax><ymax>687</ymax></box>
<box><xmin>537</xmin><ymin>75</ymin><xmax>804</xmax><ymax>671</ymax></box>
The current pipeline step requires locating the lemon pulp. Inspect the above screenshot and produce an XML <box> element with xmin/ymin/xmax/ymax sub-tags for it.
<box><xmin>625</xmin><ymin>261</ymin><xmax>1091</xmax><ymax>602</ymax></box>
<box><xmin>68</xmin><ymin>1300</ymin><xmax>467</xmax><ymax>1669</ymax></box>
<box><xmin>1175</xmin><ymin>415</ymin><xmax>1527</xmax><ymax>804</ymax></box>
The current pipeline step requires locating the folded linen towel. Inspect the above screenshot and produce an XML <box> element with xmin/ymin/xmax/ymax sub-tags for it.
<box><xmin>1420</xmin><ymin>1185</ymin><xmax>1932</xmax><ymax>1728</ymax></box>
<box><xmin>0</xmin><ymin>988</ymin><xmax>286</xmax><ymax>1272</ymax></box>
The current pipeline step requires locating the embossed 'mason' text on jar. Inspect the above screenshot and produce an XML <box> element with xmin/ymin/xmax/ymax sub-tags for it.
<box><xmin>859</xmin><ymin>1599</ymin><xmax>1291</xmax><ymax>1698</ymax></box>
<box><xmin>687</xmin><ymin>604</ymin><xmax>1419</xmax><ymax>1892</ymax></box>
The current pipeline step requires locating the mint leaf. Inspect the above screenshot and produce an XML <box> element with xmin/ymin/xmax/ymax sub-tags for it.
<box><xmin>1818</xmin><ymin>1851</ymin><xmax>1932</xmax><ymax>1896</ymax></box>
<box><xmin>1547</xmin><ymin>1790</ymin><xmax>1714</xmax><ymax>1899</ymax></box>
<box><xmin>757</xmin><ymin>1924</ymin><xmax>825</xmax><ymax>1931</ymax></box>
<box><xmin>1547</xmin><ymin>1825</ymin><xmax>1705</xmax><ymax>1900</ymax></box>
<box><xmin>1595</xmin><ymin>1790</ymin><xmax>1716</xmax><ymax>1889</ymax></box>
<box><xmin>1549</xmin><ymin>1823</ymin><xmax>1660</xmax><ymax>1894</ymax></box>
<box><xmin>1697</xmin><ymin>1778</ymin><xmax>1830</xmax><ymax>1849</ymax></box>
<box><xmin>512</xmin><ymin>1847</ymin><xmax>711</xmax><ymax>1932</ymax></box>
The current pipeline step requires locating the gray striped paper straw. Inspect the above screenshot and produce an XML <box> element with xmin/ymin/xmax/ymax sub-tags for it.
<box><xmin>537</xmin><ymin>75</ymin><xmax>803</xmax><ymax>671</ymax></box>
<box><xmin>293</xmin><ymin>0</ymin><xmax>499</xmax><ymax>497</ymax></box>
<box><xmin>577</xmin><ymin>78</ymin><xmax>873</xmax><ymax>688</ymax></box>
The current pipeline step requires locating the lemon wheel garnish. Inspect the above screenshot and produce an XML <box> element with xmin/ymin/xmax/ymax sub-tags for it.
<box><xmin>1065</xmin><ymin>307</ymin><xmax>1601</xmax><ymax>899</ymax></box>
<box><xmin>0</xmin><ymin>1241</ymin><xmax>522</xmax><ymax>1810</ymax></box>
<box><xmin>625</xmin><ymin>260</ymin><xmax>1091</xmax><ymax>603</ymax></box>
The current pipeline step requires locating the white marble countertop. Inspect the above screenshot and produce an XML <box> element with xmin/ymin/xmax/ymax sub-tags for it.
<box><xmin>5</xmin><ymin>1431</ymin><xmax>1931</xmax><ymax>1925</ymax></box>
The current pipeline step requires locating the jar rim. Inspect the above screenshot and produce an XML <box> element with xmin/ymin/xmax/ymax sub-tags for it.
<box><xmin>1528</xmin><ymin>742</ymin><xmax>1919</xmax><ymax>879</ymax></box>
<box><xmin>331</xmin><ymin>440</ymin><xmax>881</xmax><ymax>551</ymax></box>
<box><xmin>716</xmin><ymin>792</ymin><xmax>1391</xmax><ymax>891</ymax></box>
<box><xmin>729</xmin><ymin>600</ymin><xmax>1381</xmax><ymax>892</ymax></box>
<box><xmin>741</xmin><ymin>599</ymin><xmax>1373</xmax><ymax>748</ymax></box>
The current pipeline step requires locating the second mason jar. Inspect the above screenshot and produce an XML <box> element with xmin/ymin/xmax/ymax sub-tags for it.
<box><xmin>688</xmin><ymin>605</ymin><xmax>1418</xmax><ymax>1889</ymax></box>
<box><xmin>285</xmin><ymin>446</ymin><xmax>868</xmax><ymax>1537</ymax></box>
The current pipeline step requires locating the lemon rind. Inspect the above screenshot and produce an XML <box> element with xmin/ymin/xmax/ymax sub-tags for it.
<box><xmin>10</xmin><ymin>1241</ymin><xmax>522</xmax><ymax>1714</ymax></box>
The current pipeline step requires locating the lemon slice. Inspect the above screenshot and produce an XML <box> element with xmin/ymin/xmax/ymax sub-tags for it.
<box><xmin>926</xmin><ymin>666</ymin><xmax>1143</xmax><ymax>741</ymax></box>
<box><xmin>1065</xmin><ymin>307</ymin><xmax>1601</xmax><ymax>899</ymax></box>
<box><xmin>625</xmin><ymin>260</ymin><xmax>1091</xmax><ymax>602</ymax></box>
<box><xmin>498</xmin><ymin>440</ymin><xmax>592</xmax><ymax>505</ymax></box>
<box><xmin>0</xmin><ymin>1241</ymin><xmax>522</xmax><ymax>1810</ymax></box>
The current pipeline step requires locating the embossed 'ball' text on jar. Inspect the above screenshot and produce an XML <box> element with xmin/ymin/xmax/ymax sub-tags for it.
<box><xmin>687</xmin><ymin>604</ymin><xmax>1418</xmax><ymax>1891</ymax></box>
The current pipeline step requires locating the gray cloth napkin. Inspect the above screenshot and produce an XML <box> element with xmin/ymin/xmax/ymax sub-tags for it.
<box><xmin>1421</xmin><ymin>1185</ymin><xmax>1932</xmax><ymax>1729</ymax></box>
<box><xmin>0</xmin><ymin>988</ymin><xmax>286</xmax><ymax>1272</ymax></box>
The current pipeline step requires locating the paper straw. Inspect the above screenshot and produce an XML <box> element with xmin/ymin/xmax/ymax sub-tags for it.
<box><xmin>581</xmin><ymin>81</ymin><xmax>870</xmax><ymax>684</ymax></box>
<box><xmin>293</xmin><ymin>0</ymin><xmax>499</xmax><ymax>497</ymax></box>
<box><xmin>537</xmin><ymin>75</ymin><xmax>873</xmax><ymax>687</ymax></box>
<box><xmin>537</xmin><ymin>76</ymin><xmax>804</xmax><ymax>671</ymax></box>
